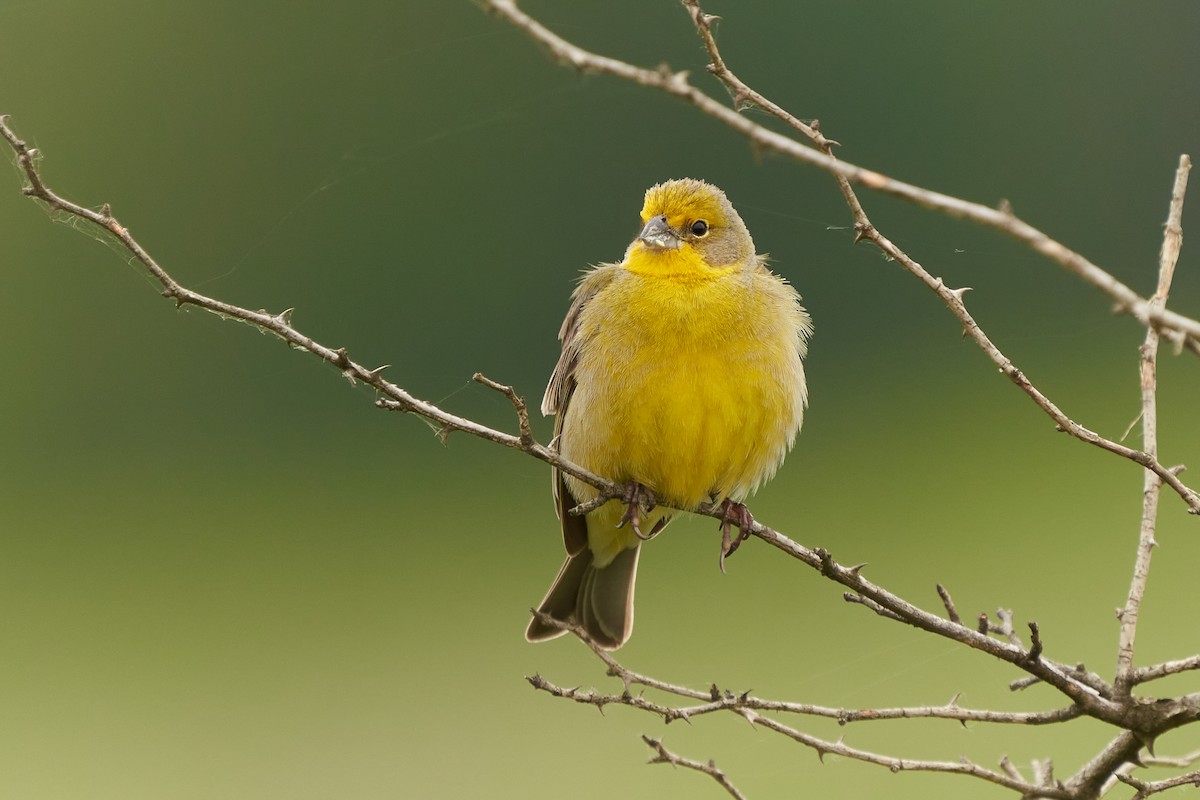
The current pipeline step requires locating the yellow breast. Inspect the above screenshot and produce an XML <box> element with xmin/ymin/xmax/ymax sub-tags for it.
<box><xmin>560</xmin><ymin>254</ymin><xmax>809</xmax><ymax>564</ymax></box>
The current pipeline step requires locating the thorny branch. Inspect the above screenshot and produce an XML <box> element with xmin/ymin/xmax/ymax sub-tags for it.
<box><xmin>1119</xmin><ymin>770</ymin><xmax>1200</xmax><ymax>800</ymax></box>
<box><xmin>1110</xmin><ymin>749</ymin><xmax>1200</xmax><ymax>798</ymax></box>
<box><xmin>472</xmin><ymin>2</ymin><xmax>1200</xmax><ymax>798</ymax></box>
<box><xmin>2</xmin><ymin>1</ymin><xmax>1198</xmax><ymax>796</ymax></box>
<box><xmin>527</xmin><ymin>617</ymin><xmax>1073</xmax><ymax>798</ymax></box>
<box><xmin>1115</xmin><ymin>155</ymin><xmax>1193</xmax><ymax>699</ymax></box>
<box><xmin>479</xmin><ymin>0</ymin><xmax>1200</xmax><ymax>518</ymax></box>
<box><xmin>479</xmin><ymin>0</ymin><xmax>1200</xmax><ymax>355</ymax></box>
<box><xmin>641</xmin><ymin>736</ymin><xmax>748</xmax><ymax>800</ymax></box>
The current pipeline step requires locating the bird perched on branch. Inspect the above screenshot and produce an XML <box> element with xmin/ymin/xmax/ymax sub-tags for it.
<box><xmin>526</xmin><ymin>178</ymin><xmax>812</xmax><ymax>649</ymax></box>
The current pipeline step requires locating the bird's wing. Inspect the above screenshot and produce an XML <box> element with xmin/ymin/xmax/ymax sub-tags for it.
<box><xmin>544</xmin><ymin>264</ymin><xmax>619</xmax><ymax>556</ymax></box>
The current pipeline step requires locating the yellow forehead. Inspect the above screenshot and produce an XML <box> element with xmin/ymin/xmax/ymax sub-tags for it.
<box><xmin>640</xmin><ymin>179</ymin><xmax>729</xmax><ymax>228</ymax></box>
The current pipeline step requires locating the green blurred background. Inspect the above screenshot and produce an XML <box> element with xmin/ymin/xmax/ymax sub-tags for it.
<box><xmin>3</xmin><ymin>2</ymin><xmax>1199</xmax><ymax>798</ymax></box>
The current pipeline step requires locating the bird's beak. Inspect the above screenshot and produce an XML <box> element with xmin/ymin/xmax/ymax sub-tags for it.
<box><xmin>636</xmin><ymin>214</ymin><xmax>681</xmax><ymax>250</ymax></box>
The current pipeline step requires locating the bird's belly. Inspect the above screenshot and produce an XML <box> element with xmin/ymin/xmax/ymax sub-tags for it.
<box><xmin>565</xmin><ymin>338</ymin><xmax>797</xmax><ymax>510</ymax></box>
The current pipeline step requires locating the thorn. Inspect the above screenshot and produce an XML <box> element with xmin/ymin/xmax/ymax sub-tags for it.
<box><xmin>997</xmin><ymin>198</ymin><xmax>1014</xmax><ymax>215</ymax></box>
<box><xmin>273</xmin><ymin>307</ymin><xmax>295</xmax><ymax>327</ymax></box>
<box><xmin>665</xmin><ymin>69</ymin><xmax>691</xmax><ymax>93</ymax></box>
<box><xmin>1026</xmin><ymin>621</ymin><xmax>1043</xmax><ymax>662</ymax></box>
<box><xmin>99</xmin><ymin>202</ymin><xmax>113</xmax><ymax>221</ymax></box>
<box><xmin>702</xmin><ymin>12</ymin><xmax>720</xmax><ymax>25</ymax></box>
<box><xmin>710</xmin><ymin>684</ymin><xmax>721</xmax><ymax>701</ymax></box>
<box><xmin>948</xmin><ymin>286</ymin><xmax>973</xmax><ymax>302</ymax></box>
<box><xmin>367</xmin><ymin>364</ymin><xmax>391</xmax><ymax>379</ymax></box>
<box><xmin>846</xmin><ymin>562</ymin><xmax>868</xmax><ymax>577</ymax></box>
<box><xmin>948</xmin><ymin>692</ymin><xmax>962</xmax><ymax>707</ymax></box>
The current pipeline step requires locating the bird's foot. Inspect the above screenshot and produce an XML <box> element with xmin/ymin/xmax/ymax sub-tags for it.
<box><xmin>615</xmin><ymin>482</ymin><xmax>662</xmax><ymax>540</ymax></box>
<box><xmin>717</xmin><ymin>499</ymin><xmax>755</xmax><ymax>574</ymax></box>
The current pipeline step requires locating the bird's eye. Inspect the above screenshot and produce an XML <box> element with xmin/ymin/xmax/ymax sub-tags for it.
<box><xmin>690</xmin><ymin>219</ymin><xmax>709</xmax><ymax>237</ymax></box>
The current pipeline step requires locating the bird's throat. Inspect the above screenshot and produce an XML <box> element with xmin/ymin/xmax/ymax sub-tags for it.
<box><xmin>624</xmin><ymin>245</ymin><xmax>737</xmax><ymax>282</ymax></box>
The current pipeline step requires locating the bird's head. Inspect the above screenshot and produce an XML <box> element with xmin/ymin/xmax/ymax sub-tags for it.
<box><xmin>624</xmin><ymin>178</ymin><xmax>756</xmax><ymax>279</ymax></box>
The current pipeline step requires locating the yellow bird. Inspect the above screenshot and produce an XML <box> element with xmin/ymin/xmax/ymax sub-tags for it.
<box><xmin>526</xmin><ymin>178</ymin><xmax>812</xmax><ymax>649</ymax></box>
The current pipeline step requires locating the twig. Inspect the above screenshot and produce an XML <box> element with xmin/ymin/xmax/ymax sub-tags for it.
<box><xmin>0</xmin><ymin>115</ymin><xmax>617</xmax><ymax>501</ymax></box>
<box><xmin>1099</xmin><ymin>753</ymin><xmax>1200</xmax><ymax>800</ymax></box>
<box><xmin>770</xmin><ymin>541</ymin><xmax>1120</xmax><ymax>718</ymax></box>
<box><xmin>642</xmin><ymin>737</ymin><xmax>748</xmax><ymax>800</ymax></box>
<box><xmin>843</xmin><ymin>592</ymin><xmax>904</xmax><ymax>621</ymax></box>
<box><xmin>526</xmin><ymin>644</ymin><xmax>1071</xmax><ymax>797</ymax></box>
<box><xmin>936</xmin><ymin>583</ymin><xmax>962</xmax><ymax>625</ymax></box>
<box><xmin>1118</xmin><ymin>769</ymin><xmax>1200</xmax><ymax>799</ymax></box>
<box><xmin>529</xmin><ymin>664</ymin><xmax>1085</xmax><ymax>728</ymax></box>
<box><xmin>480</xmin><ymin>0</ymin><xmax>1200</xmax><ymax>353</ymax></box>
<box><xmin>1032</xmin><ymin>758</ymin><xmax>1058</xmax><ymax>792</ymax></box>
<box><xmin>1144</xmin><ymin>749</ymin><xmax>1200</xmax><ymax>769</ymax></box>
<box><xmin>1010</xmin><ymin>663</ymin><xmax>1111</xmax><ymax>699</ymax></box>
<box><xmin>1115</xmin><ymin>155</ymin><xmax>1193</xmax><ymax>698</ymax></box>
<box><xmin>983</xmin><ymin>608</ymin><xmax>1026</xmax><ymax>648</ymax></box>
<box><xmin>742</xmin><ymin>711</ymin><xmax>1070</xmax><ymax>798</ymax></box>
<box><xmin>1134</xmin><ymin>655</ymin><xmax>1200</xmax><ymax>686</ymax></box>
<box><xmin>472</xmin><ymin>372</ymin><xmax>534</xmax><ymax>445</ymax></box>
<box><xmin>1108</xmin><ymin>748</ymin><xmax>1200</xmax><ymax>797</ymax></box>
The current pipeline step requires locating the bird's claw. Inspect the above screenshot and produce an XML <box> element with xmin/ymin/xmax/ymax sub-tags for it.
<box><xmin>615</xmin><ymin>482</ymin><xmax>662</xmax><ymax>540</ymax></box>
<box><xmin>717</xmin><ymin>499</ymin><xmax>754</xmax><ymax>574</ymax></box>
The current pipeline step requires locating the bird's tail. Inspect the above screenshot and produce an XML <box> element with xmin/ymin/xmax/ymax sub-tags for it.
<box><xmin>525</xmin><ymin>545</ymin><xmax>640</xmax><ymax>650</ymax></box>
